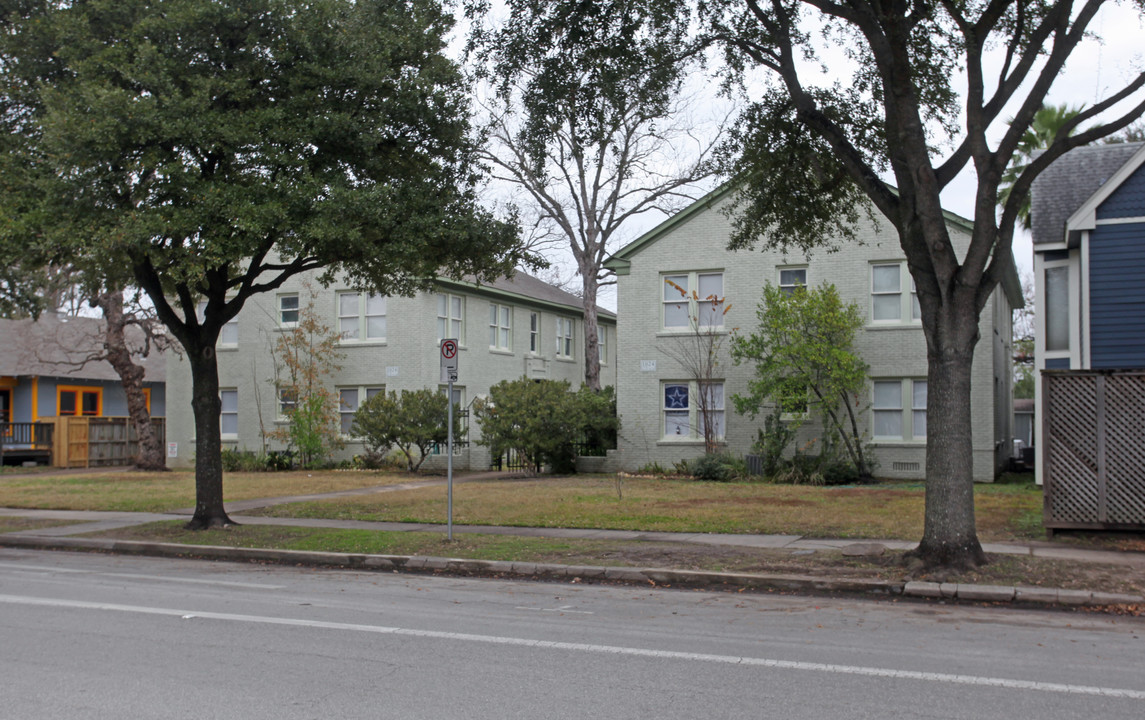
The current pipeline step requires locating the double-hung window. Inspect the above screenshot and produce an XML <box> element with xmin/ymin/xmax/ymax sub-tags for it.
<box><xmin>277</xmin><ymin>388</ymin><xmax>297</xmax><ymax>420</ymax></box>
<box><xmin>529</xmin><ymin>312</ymin><xmax>540</xmax><ymax>354</ymax></box>
<box><xmin>437</xmin><ymin>293</ymin><xmax>464</xmax><ymax>342</ymax></box>
<box><xmin>662</xmin><ymin>271</ymin><xmax>725</xmax><ymax>330</ymax></box>
<box><xmin>598</xmin><ymin>326</ymin><xmax>608</xmax><ymax>364</ymax></box>
<box><xmin>871</xmin><ymin>262</ymin><xmax>920</xmax><ymax>324</ymax></box>
<box><xmin>662</xmin><ymin>381</ymin><xmax>725</xmax><ymax>440</ymax></box>
<box><xmin>220</xmin><ymin>389</ymin><xmax>238</xmax><ymax>437</ymax></box>
<box><xmin>872</xmin><ymin>379</ymin><xmax>927</xmax><ymax>441</ymax></box>
<box><xmin>489</xmin><ymin>303</ymin><xmax>512</xmax><ymax>350</ymax></box>
<box><xmin>556</xmin><ymin>317</ymin><xmax>574</xmax><ymax>358</ymax></box>
<box><xmin>339</xmin><ymin>386</ymin><xmax>384</xmax><ymax>435</ymax></box>
<box><xmin>197</xmin><ymin>301</ymin><xmax>238</xmax><ymax>347</ymax></box>
<box><xmin>338</xmin><ymin>292</ymin><xmax>386</xmax><ymax>342</ymax></box>
<box><xmin>278</xmin><ymin>293</ymin><xmax>300</xmax><ymax>327</ymax></box>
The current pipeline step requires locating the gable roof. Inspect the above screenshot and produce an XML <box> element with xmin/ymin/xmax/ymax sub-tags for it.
<box><xmin>436</xmin><ymin>271</ymin><xmax>616</xmax><ymax>321</ymax></box>
<box><xmin>0</xmin><ymin>314</ymin><xmax>166</xmax><ymax>382</ymax></box>
<box><xmin>1031</xmin><ymin>142</ymin><xmax>1145</xmax><ymax>247</ymax></box>
<box><xmin>604</xmin><ymin>179</ymin><xmax>978</xmax><ymax>275</ymax></box>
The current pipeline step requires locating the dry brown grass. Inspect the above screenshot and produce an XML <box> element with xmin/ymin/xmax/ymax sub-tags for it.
<box><xmin>251</xmin><ymin>475</ymin><xmax>1045</xmax><ymax>542</ymax></box>
<box><xmin>0</xmin><ymin>469</ymin><xmax>422</xmax><ymax>513</ymax></box>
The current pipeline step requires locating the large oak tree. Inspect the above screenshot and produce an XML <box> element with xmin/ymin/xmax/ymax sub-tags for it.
<box><xmin>698</xmin><ymin>0</ymin><xmax>1145</xmax><ymax>568</ymax></box>
<box><xmin>1</xmin><ymin>0</ymin><xmax>526</xmax><ymax>528</ymax></box>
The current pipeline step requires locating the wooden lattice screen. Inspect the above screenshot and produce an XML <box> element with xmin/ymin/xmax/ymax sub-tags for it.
<box><xmin>1042</xmin><ymin>370</ymin><xmax>1145</xmax><ymax>534</ymax></box>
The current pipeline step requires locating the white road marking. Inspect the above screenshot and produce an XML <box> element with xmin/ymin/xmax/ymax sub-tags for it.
<box><xmin>0</xmin><ymin>562</ymin><xmax>282</xmax><ymax>589</ymax></box>
<box><xmin>2</xmin><ymin>593</ymin><xmax>1142</xmax><ymax>699</ymax></box>
<box><xmin>515</xmin><ymin>605</ymin><xmax>595</xmax><ymax>614</ymax></box>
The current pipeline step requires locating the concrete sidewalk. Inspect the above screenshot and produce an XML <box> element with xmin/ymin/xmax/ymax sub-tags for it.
<box><xmin>2</xmin><ymin>472</ymin><xmax>1144</xmax><ymax>608</ymax></box>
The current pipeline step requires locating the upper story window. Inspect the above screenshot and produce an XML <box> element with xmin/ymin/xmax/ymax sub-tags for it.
<box><xmin>556</xmin><ymin>317</ymin><xmax>575</xmax><ymax>358</ymax></box>
<box><xmin>870</xmin><ymin>262</ymin><xmax>920</xmax><ymax>324</ymax></box>
<box><xmin>529</xmin><ymin>312</ymin><xmax>540</xmax><ymax>354</ymax></box>
<box><xmin>437</xmin><ymin>293</ymin><xmax>464</xmax><ymax>342</ymax></box>
<box><xmin>663</xmin><ymin>271</ymin><xmax>725</xmax><ymax>330</ymax></box>
<box><xmin>778</xmin><ymin>267</ymin><xmax>807</xmax><ymax>295</ymax></box>
<box><xmin>598</xmin><ymin>325</ymin><xmax>608</xmax><ymax>364</ymax></box>
<box><xmin>278</xmin><ymin>293</ymin><xmax>300</xmax><ymax>327</ymax></box>
<box><xmin>338</xmin><ymin>292</ymin><xmax>386</xmax><ymax>342</ymax></box>
<box><xmin>197</xmin><ymin>301</ymin><xmax>238</xmax><ymax>347</ymax></box>
<box><xmin>489</xmin><ymin>303</ymin><xmax>512</xmax><ymax>350</ymax></box>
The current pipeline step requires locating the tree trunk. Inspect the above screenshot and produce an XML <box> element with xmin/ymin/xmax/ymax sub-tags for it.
<box><xmin>186</xmin><ymin>344</ymin><xmax>235</xmax><ymax>529</ymax></box>
<box><xmin>581</xmin><ymin>269</ymin><xmax>601</xmax><ymax>391</ymax></box>
<box><xmin>912</xmin><ymin>299</ymin><xmax>987</xmax><ymax>569</ymax></box>
<box><xmin>94</xmin><ymin>291</ymin><xmax>166</xmax><ymax>471</ymax></box>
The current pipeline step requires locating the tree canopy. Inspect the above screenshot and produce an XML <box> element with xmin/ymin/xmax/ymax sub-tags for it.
<box><xmin>699</xmin><ymin>0</ymin><xmax>1145</xmax><ymax>569</ymax></box>
<box><xmin>0</xmin><ymin>0</ymin><xmax>528</xmax><ymax>527</ymax></box>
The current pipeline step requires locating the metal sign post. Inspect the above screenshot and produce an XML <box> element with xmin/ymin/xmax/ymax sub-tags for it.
<box><xmin>440</xmin><ymin>339</ymin><xmax>459</xmax><ymax>540</ymax></box>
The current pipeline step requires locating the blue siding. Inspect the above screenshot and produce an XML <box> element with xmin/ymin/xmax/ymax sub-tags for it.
<box><xmin>1090</xmin><ymin>222</ymin><xmax>1145</xmax><ymax>368</ymax></box>
<box><xmin>1045</xmin><ymin>358</ymin><xmax>1071</xmax><ymax>369</ymax></box>
<box><xmin>1096</xmin><ymin>165</ymin><xmax>1145</xmax><ymax>220</ymax></box>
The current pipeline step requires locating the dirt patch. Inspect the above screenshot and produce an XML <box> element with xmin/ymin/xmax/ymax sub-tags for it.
<box><xmin>825</xmin><ymin>488</ymin><xmax>917</xmax><ymax>499</ymax></box>
<box><xmin>653</xmin><ymin>497</ymin><xmax>816</xmax><ymax>510</ymax></box>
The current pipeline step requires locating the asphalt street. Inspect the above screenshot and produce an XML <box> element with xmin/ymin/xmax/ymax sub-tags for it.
<box><xmin>1</xmin><ymin>548</ymin><xmax>1143</xmax><ymax>719</ymax></box>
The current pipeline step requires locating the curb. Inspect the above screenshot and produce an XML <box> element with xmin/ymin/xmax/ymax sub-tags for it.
<box><xmin>3</xmin><ymin>534</ymin><xmax>1143</xmax><ymax>609</ymax></box>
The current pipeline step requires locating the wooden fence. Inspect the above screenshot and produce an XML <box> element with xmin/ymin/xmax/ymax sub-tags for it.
<box><xmin>49</xmin><ymin>416</ymin><xmax>166</xmax><ymax>468</ymax></box>
<box><xmin>1042</xmin><ymin>370</ymin><xmax>1145</xmax><ymax>534</ymax></box>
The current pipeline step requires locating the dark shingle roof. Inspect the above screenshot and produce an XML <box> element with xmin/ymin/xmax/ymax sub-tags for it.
<box><xmin>1031</xmin><ymin>142</ymin><xmax>1145</xmax><ymax>246</ymax></box>
<box><xmin>0</xmin><ymin>314</ymin><xmax>165</xmax><ymax>382</ymax></box>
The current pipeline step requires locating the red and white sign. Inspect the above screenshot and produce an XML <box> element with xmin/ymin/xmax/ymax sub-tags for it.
<box><xmin>440</xmin><ymin>339</ymin><xmax>459</xmax><ymax>382</ymax></box>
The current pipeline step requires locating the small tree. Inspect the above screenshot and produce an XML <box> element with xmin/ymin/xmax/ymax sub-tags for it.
<box><xmin>658</xmin><ymin>278</ymin><xmax>733</xmax><ymax>454</ymax></box>
<box><xmin>731</xmin><ymin>282</ymin><xmax>872</xmax><ymax>479</ymax></box>
<box><xmin>268</xmin><ymin>284</ymin><xmax>344</xmax><ymax>468</ymax></box>
<box><xmin>351</xmin><ymin>388</ymin><xmax>461</xmax><ymax>473</ymax></box>
<box><xmin>474</xmin><ymin>378</ymin><xmax>586</xmax><ymax>473</ymax></box>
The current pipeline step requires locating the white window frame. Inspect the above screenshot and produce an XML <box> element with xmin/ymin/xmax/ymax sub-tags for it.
<box><xmin>489</xmin><ymin>303</ymin><xmax>513</xmax><ymax>351</ymax></box>
<box><xmin>556</xmin><ymin>317</ymin><xmax>575</xmax><ymax>358</ymax></box>
<box><xmin>598</xmin><ymin>325</ymin><xmax>608</xmax><ymax>364</ymax></box>
<box><xmin>220</xmin><ymin>389</ymin><xmax>238</xmax><ymax>439</ymax></box>
<box><xmin>872</xmin><ymin>378</ymin><xmax>926</xmax><ymax>442</ymax></box>
<box><xmin>778</xmin><ymin>266</ymin><xmax>807</xmax><ymax>295</ymax></box>
<box><xmin>437</xmin><ymin>293</ymin><xmax>465</xmax><ymax>344</ymax></box>
<box><xmin>529</xmin><ymin>312</ymin><xmax>541</xmax><ymax>354</ymax></box>
<box><xmin>661</xmin><ymin>380</ymin><xmax>725</xmax><ymax>441</ymax></box>
<box><xmin>197</xmin><ymin>301</ymin><xmax>238</xmax><ymax>348</ymax></box>
<box><xmin>338</xmin><ymin>385</ymin><xmax>384</xmax><ymax>436</ymax></box>
<box><xmin>277</xmin><ymin>387</ymin><xmax>297</xmax><ymax>421</ymax></box>
<box><xmin>870</xmin><ymin>262</ymin><xmax>921</xmax><ymax>325</ymax></box>
<box><xmin>278</xmin><ymin>293</ymin><xmax>300</xmax><ymax>328</ymax></box>
<box><xmin>337</xmin><ymin>291</ymin><xmax>387</xmax><ymax>343</ymax></box>
<box><xmin>662</xmin><ymin>271</ymin><xmax>725</xmax><ymax>331</ymax></box>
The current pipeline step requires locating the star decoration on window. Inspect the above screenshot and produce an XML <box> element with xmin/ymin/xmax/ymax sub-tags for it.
<box><xmin>665</xmin><ymin>385</ymin><xmax>689</xmax><ymax>409</ymax></box>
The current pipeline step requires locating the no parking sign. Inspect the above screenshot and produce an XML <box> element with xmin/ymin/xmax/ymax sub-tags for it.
<box><xmin>440</xmin><ymin>338</ymin><xmax>459</xmax><ymax>383</ymax></box>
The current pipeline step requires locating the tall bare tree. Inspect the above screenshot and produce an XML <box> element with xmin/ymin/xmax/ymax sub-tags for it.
<box><xmin>468</xmin><ymin>0</ymin><xmax>724</xmax><ymax>389</ymax></box>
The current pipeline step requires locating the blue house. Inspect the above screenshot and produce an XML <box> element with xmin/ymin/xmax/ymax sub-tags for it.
<box><xmin>0</xmin><ymin>314</ymin><xmax>165</xmax><ymax>465</ymax></box>
<box><xmin>1031</xmin><ymin>141</ymin><xmax>1145</xmax><ymax>485</ymax></box>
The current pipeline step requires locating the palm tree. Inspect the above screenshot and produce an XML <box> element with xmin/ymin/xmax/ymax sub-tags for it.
<box><xmin>998</xmin><ymin>103</ymin><xmax>1085</xmax><ymax>229</ymax></box>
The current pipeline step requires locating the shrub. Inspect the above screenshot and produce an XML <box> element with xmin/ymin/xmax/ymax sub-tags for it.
<box><xmin>351</xmin><ymin>388</ymin><xmax>461</xmax><ymax>473</ymax></box>
<box><xmin>684</xmin><ymin>452</ymin><xmax>748</xmax><ymax>482</ymax></box>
